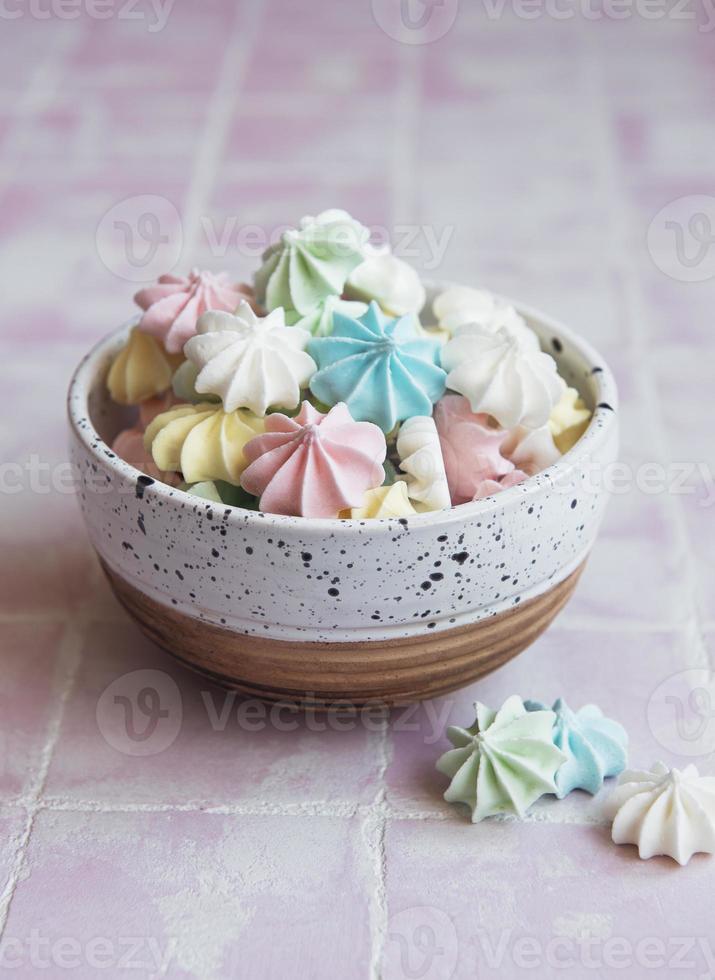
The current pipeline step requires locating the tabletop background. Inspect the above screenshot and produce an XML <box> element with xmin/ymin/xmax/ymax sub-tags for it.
<box><xmin>1</xmin><ymin>0</ymin><xmax>714</xmax><ymax>977</ymax></box>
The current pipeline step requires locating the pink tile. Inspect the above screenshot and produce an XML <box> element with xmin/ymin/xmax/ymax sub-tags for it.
<box><xmin>385</xmin><ymin>627</ymin><xmax>690</xmax><ymax>815</ymax></box>
<box><xmin>223</xmin><ymin>101</ymin><xmax>392</xmax><ymax>174</ymax></box>
<box><xmin>9</xmin><ymin>92</ymin><xmax>205</xmax><ymax>174</ymax></box>
<box><xmin>0</xmin><ymin>622</ymin><xmax>66</xmax><ymax>801</ymax></box>
<box><xmin>243</xmin><ymin>32</ymin><xmax>399</xmax><ymax>96</ymax></box>
<box><xmin>44</xmin><ymin>620</ymin><xmax>382</xmax><ymax>806</ymax></box>
<box><xmin>0</xmin><ymin>347</ymin><xmax>100</xmax><ymax>615</ymax></box>
<box><xmin>567</xmin><ymin>530</ymin><xmax>690</xmax><ymax>627</ymax></box>
<box><xmin>638</xmin><ymin>269</ymin><xmax>715</xmax><ymax>351</ymax></box>
<box><xmin>385</xmin><ymin>819</ymin><xmax>715</xmax><ymax>980</ymax></box>
<box><xmin>63</xmin><ymin>7</ymin><xmax>234</xmax><ymax>96</ymax></box>
<box><xmin>204</xmin><ymin>175</ymin><xmax>391</xmax><ymax>265</ymax></box>
<box><xmin>5</xmin><ymin>809</ymin><xmax>371</xmax><ymax>980</ymax></box>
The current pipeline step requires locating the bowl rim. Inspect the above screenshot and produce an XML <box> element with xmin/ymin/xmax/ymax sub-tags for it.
<box><xmin>67</xmin><ymin>288</ymin><xmax>618</xmax><ymax>535</ymax></box>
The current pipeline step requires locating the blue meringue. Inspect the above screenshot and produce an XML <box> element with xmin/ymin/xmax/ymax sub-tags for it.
<box><xmin>525</xmin><ymin>698</ymin><xmax>628</xmax><ymax>798</ymax></box>
<box><xmin>307</xmin><ymin>302</ymin><xmax>446</xmax><ymax>432</ymax></box>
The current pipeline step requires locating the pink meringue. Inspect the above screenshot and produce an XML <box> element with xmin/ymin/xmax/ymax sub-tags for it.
<box><xmin>134</xmin><ymin>269</ymin><xmax>252</xmax><ymax>354</ymax></box>
<box><xmin>138</xmin><ymin>391</ymin><xmax>180</xmax><ymax>430</ymax></box>
<box><xmin>434</xmin><ymin>395</ymin><xmax>514</xmax><ymax>505</ymax></box>
<box><xmin>240</xmin><ymin>401</ymin><xmax>386</xmax><ymax>518</ymax></box>
<box><xmin>112</xmin><ymin>427</ymin><xmax>180</xmax><ymax>485</ymax></box>
<box><xmin>472</xmin><ymin>470</ymin><xmax>528</xmax><ymax>501</ymax></box>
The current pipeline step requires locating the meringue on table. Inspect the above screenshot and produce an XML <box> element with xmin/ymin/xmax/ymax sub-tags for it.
<box><xmin>605</xmin><ymin>762</ymin><xmax>715</xmax><ymax>865</ymax></box>
<box><xmin>525</xmin><ymin>698</ymin><xmax>628</xmax><ymax>798</ymax></box>
<box><xmin>437</xmin><ymin>695</ymin><xmax>567</xmax><ymax>822</ymax></box>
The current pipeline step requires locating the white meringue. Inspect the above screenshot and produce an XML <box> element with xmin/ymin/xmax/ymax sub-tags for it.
<box><xmin>432</xmin><ymin>286</ymin><xmax>539</xmax><ymax>349</ymax></box>
<box><xmin>441</xmin><ymin>324</ymin><xmax>565</xmax><ymax>430</ymax></box>
<box><xmin>396</xmin><ymin>415</ymin><xmax>451</xmax><ymax>512</ymax></box>
<box><xmin>502</xmin><ymin>424</ymin><xmax>561</xmax><ymax>475</ymax></box>
<box><xmin>605</xmin><ymin>762</ymin><xmax>715</xmax><ymax>866</ymax></box>
<box><xmin>346</xmin><ymin>249</ymin><xmax>426</xmax><ymax>317</ymax></box>
<box><xmin>184</xmin><ymin>301</ymin><xmax>317</xmax><ymax>416</ymax></box>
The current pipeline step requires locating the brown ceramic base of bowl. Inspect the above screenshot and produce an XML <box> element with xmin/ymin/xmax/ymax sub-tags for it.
<box><xmin>102</xmin><ymin>560</ymin><xmax>585</xmax><ymax>707</ymax></box>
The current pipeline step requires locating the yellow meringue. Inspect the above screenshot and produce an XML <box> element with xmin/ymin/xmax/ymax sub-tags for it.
<box><xmin>107</xmin><ymin>328</ymin><xmax>181</xmax><ymax>405</ymax></box>
<box><xmin>549</xmin><ymin>387</ymin><xmax>591</xmax><ymax>453</ymax></box>
<box><xmin>144</xmin><ymin>403</ymin><xmax>264</xmax><ymax>485</ymax></box>
<box><xmin>348</xmin><ymin>481</ymin><xmax>418</xmax><ymax>520</ymax></box>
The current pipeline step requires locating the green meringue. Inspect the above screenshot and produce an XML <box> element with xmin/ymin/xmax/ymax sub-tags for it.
<box><xmin>254</xmin><ymin>209</ymin><xmax>369</xmax><ymax>318</ymax></box>
<box><xmin>437</xmin><ymin>695</ymin><xmax>567</xmax><ymax>822</ymax></box>
<box><xmin>291</xmin><ymin>295</ymin><xmax>367</xmax><ymax>338</ymax></box>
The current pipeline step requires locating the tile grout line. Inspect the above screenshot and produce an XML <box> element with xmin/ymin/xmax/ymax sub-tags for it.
<box><xmin>179</xmin><ymin>0</ymin><xmax>265</xmax><ymax>263</ymax></box>
<box><xmin>0</xmin><ymin>794</ymin><xmax>610</xmax><ymax>828</ymax></box>
<box><xmin>0</xmin><ymin>615</ymin><xmax>86</xmax><ymax>935</ymax></box>
<box><xmin>364</xmin><ymin>711</ymin><xmax>393</xmax><ymax>980</ymax></box>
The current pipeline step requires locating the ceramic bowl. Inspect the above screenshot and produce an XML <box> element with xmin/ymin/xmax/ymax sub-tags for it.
<box><xmin>68</xmin><ymin>285</ymin><xmax>618</xmax><ymax>706</ymax></box>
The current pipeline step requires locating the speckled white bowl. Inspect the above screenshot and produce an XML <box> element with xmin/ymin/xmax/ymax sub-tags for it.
<box><xmin>68</xmin><ymin>286</ymin><xmax>618</xmax><ymax>705</ymax></box>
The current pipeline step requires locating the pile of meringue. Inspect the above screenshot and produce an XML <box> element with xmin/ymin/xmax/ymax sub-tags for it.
<box><xmin>437</xmin><ymin>696</ymin><xmax>715</xmax><ymax>866</ymax></box>
<box><xmin>108</xmin><ymin>208</ymin><xmax>592</xmax><ymax>519</ymax></box>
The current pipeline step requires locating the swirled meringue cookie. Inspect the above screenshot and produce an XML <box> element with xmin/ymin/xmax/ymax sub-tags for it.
<box><xmin>472</xmin><ymin>470</ymin><xmax>528</xmax><ymax>501</ymax></box>
<box><xmin>135</xmin><ymin>269</ymin><xmax>250</xmax><ymax>354</ymax></box>
<box><xmin>345</xmin><ymin>248</ymin><xmax>426</xmax><ymax>317</ymax></box>
<box><xmin>441</xmin><ymin>323</ymin><xmax>565</xmax><ymax>429</ymax></box>
<box><xmin>525</xmin><ymin>699</ymin><xmax>628</xmax><ymax>798</ymax></box>
<box><xmin>436</xmin><ymin>695</ymin><xmax>567</xmax><ymax>822</ymax></box>
<box><xmin>432</xmin><ymin>286</ymin><xmax>539</xmax><ymax>349</ymax></box>
<box><xmin>502</xmin><ymin>424</ymin><xmax>561</xmax><ymax>476</ymax></box>
<box><xmin>144</xmin><ymin>403</ymin><xmax>264</xmax><ymax>485</ymax></box>
<box><xmin>171</xmin><ymin>360</ymin><xmax>220</xmax><ymax>405</ymax></box>
<box><xmin>605</xmin><ymin>763</ymin><xmax>715</xmax><ymax>865</ymax></box>
<box><xmin>433</xmin><ymin>395</ymin><xmax>514</xmax><ymax>505</ymax></box>
<box><xmin>138</xmin><ymin>391</ymin><xmax>180</xmax><ymax>429</ymax></box>
<box><xmin>112</xmin><ymin>426</ymin><xmax>180</xmax><ymax>485</ymax></box>
<box><xmin>184</xmin><ymin>301</ymin><xmax>316</xmax><ymax>416</ymax></box>
<box><xmin>308</xmin><ymin>302</ymin><xmax>446</xmax><ymax>432</ymax></box>
<box><xmin>254</xmin><ymin>209</ymin><xmax>369</xmax><ymax>317</ymax></box>
<box><xmin>240</xmin><ymin>401</ymin><xmax>386</xmax><ymax>518</ymax></box>
<box><xmin>396</xmin><ymin>416</ymin><xmax>451</xmax><ymax>512</ymax></box>
<box><xmin>549</xmin><ymin>386</ymin><xmax>591</xmax><ymax>453</ymax></box>
<box><xmin>347</xmin><ymin>481</ymin><xmax>418</xmax><ymax>520</ymax></box>
<box><xmin>292</xmin><ymin>295</ymin><xmax>367</xmax><ymax>338</ymax></box>
<box><xmin>107</xmin><ymin>328</ymin><xmax>181</xmax><ymax>406</ymax></box>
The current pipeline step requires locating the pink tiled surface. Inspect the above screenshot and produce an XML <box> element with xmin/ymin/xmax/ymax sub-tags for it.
<box><xmin>0</xmin><ymin>2</ymin><xmax>713</xmax><ymax>978</ymax></box>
